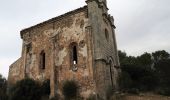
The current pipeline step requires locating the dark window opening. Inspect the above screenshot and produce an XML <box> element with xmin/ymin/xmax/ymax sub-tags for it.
<box><xmin>26</xmin><ymin>44</ymin><xmax>32</xmax><ymax>53</ymax></box>
<box><xmin>72</xmin><ymin>46</ymin><xmax>78</xmax><ymax>64</ymax></box>
<box><xmin>109</xmin><ymin>61</ymin><xmax>114</xmax><ymax>88</ymax></box>
<box><xmin>105</xmin><ymin>29</ymin><xmax>109</xmax><ymax>41</ymax></box>
<box><xmin>26</xmin><ymin>46</ymin><xmax>30</xmax><ymax>53</ymax></box>
<box><xmin>40</xmin><ymin>51</ymin><xmax>46</xmax><ymax>70</ymax></box>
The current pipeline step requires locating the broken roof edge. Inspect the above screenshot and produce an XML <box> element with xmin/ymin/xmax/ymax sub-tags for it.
<box><xmin>20</xmin><ymin>5</ymin><xmax>88</xmax><ymax>39</ymax></box>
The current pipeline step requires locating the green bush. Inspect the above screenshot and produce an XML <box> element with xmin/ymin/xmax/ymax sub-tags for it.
<box><xmin>50</xmin><ymin>94</ymin><xmax>60</xmax><ymax>100</ymax></box>
<box><xmin>87</xmin><ymin>94</ymin><xmax>96</xmax><ymax>100</ymax></box>
<box><xmin>119</xmin><ymin>71</ymin><xmax>132</xmax><ymax>91</ymax></box>
<box><xmin>41</xmin><ymin>79</ymin><xmax>50</xmax><ymax>95</ymax></box>
<box><xmin>9</xmin><ymin>78</ymin><xmax>41</xmax><ymax>100</ymax></box>
<box><xmin>154</xmin><ymin>59</ymin><xmax>170</xmax><ymax>96</ymax></box>
<box><xmin>50</xmin><ymin>97</ymin><xmax>58</xmax><ymax>100</ymax></box>
<box><xmin>118</xmin><ymin>50</ymin><xmax>170</xmax><ymax>94</ymax></box>
<box><xmin>0</xmin><ymin>93</ymin><xmax>8</xmax><ymax>100</ymax></box>
<box><xmin>121</xmin><ymin>65</ymin><xmax>157</xmax><ymax>92</ymax></box>
<box><xmin>127</xmin><ymin>88</ymin><xmax>139</xmax><ymax>95</ymax></box>
<box><xmin>106</xmin><ymin>85</ymin><xmax>114</xmax><ymax>100</ymax></box>
<box><xmin>62</xmin><ymin>80</ymin><xmax>78</xmax><ymax>100</ymax></box>
<box><xmin>156</xmin><ymin>87</ymin><xmax>170</xmax><ymax>96</ymax></box>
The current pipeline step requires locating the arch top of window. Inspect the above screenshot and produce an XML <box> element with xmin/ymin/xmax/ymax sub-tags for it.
<box><xmin>70</xmin><ymin>42</ymin><xmax>77</xmax><ymax>47</ymax></box>
<box><xmin>40</xmin><ymin>50</ymin><xmax>45</xmax><ymax>54</ymax></box>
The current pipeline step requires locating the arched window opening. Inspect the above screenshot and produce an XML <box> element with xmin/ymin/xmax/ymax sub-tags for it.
<box><xmin>70</xmin><ymin>43</ymin><xmax>78</xmax><ymax>71</ymax></box>
<box><xmin>72</xmin><ymin>46</ymin><xmax>78</xmax><ymax>64</ymax></box>
<box><xmin>105</xmin><ymin>29</ymin><xmax>109</xmax><ymax>41</ymax></box>
<box><xmin>26</xmin><ymin>43</ymin><xmax>32</xmax><ymax>53</ymax></box>
<box><xmin>40</xmin><ymin>50</ymin><xmax>46</xmax><ymax>70</ymax></box>
<box><xmin>109</xmin><ymin>61</ymin><xmax>114</xmax><ymax>88</ymax></box>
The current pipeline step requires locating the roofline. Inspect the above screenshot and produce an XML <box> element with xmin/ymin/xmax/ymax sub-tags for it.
<box><xmin>20</xmin><ymin>5</ymin><xmax>88</xmax><ymax>39</ymax></box>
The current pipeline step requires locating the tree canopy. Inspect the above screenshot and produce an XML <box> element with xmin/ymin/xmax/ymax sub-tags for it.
<box><xmin>119</xmin><ymin>50</ymin><xmax>170</xmax><ymax>95</ymax></box>
<box><xmin>0</xmin><ymin>74</ymin><xmax>8</xmax><ymax>100</ymax></box>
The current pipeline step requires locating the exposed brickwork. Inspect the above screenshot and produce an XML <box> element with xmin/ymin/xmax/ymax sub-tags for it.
<box><xmin>8</xmin><ymin>0</ymin><xmax>120</xmax><ymax>99</ymax></box>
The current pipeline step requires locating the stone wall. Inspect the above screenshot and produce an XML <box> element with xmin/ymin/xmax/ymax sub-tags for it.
<box><xmin>87</xmin><ymin>0</ymin><xmax>120</xmax><ymax>99</ymax></box>
<box><xmin>8</xmin><ymin>0</ymin><xmax>120</xmax><ymax>99</ymax></box>
<box><xmin>8</xmin><ymin>57</ymin><xmax>24</xmax><ymax>86</ymax></box>
<box><xmin>13</xmin><ymin>6</ymin><xmax>95</xmax><ymax>98</ymax></box>
<box><xmin>49</xmin><ymin>6</ymin><xmax>95</xmax><ymax>98</ymax></box>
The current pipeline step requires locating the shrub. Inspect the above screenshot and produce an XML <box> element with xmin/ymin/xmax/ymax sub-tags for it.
<box><xmin>154</xmin><ymin>59</ymin><xmax>170</xmax><ymax>96</ymax></box>
<box><xmin>50</xmin><ymin>97</ymin><xmax>58</xmax><ymax>100</ymax></box>
<box><xmin>156</xmin><ymin>87</ymin><xmax>170</xmax><ymax>96</ymax></box>
<box><xmin>0</xmin><ymin>93</ymin><xmax>8</xmax><ymax>100</ymax></box>
<box><xmin>41</xmin><ymin>79</ymin><xmax>50</xmax><ymax>95</ymax></box>
<box><xmin>106</xmin><ymin>85</ymin><xmax>113</xmax><ymax>100</ymax></box>
<box><xmin>127</xmin><ymin>88</ymin><xmax>139</xmax><ymax>95</ymax></box>
<box><xmin>9</xmin><ymin>78</ymin><xmax>41</xmax><ymax>100</ymax></box>
<box><xmin>121</xmin><ymin>65</ymin><xmax>158</xmax><ymax>92</ymax></box>
<box><xmin>119</xmin><ymin>71</ymin><xmax>132</xmax><ymax>91</ymax></box>
<box><xmin>87</xmin><ymin>94</ymin><xmax>96</xmax><ymax>100</ymax></box>
<box><xmin>156</xmin><ymin>86</ymin><xmax>170</xmax><ymax>96</ymax></box>
<box><xmin>62</xmin><ymin>80</ymin><xmax>78</xmax><ymax>100</ymax></box>
<box><xmin>50</xmin><ymin>94</ymin><xmax>60</xmax><ymax>100</ymax></box>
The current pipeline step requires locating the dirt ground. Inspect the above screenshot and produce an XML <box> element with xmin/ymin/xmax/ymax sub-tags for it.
<box><xmin>112</xmin><ymin>93</ymin><xmax>170</xmax><ymax>100</ymax></box>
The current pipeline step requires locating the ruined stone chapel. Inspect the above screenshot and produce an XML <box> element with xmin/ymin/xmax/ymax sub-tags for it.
<box><xmin>8</xmin><ymin>0</ymin><xmax>121</xmax><ymax>99</ymax></box>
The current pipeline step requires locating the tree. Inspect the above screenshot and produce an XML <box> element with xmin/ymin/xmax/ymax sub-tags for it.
<box><xmin>118</xmin><ymin>50</ymin><xmax>138</xmax><ymax>66</ymax></box>
<box><xmin>119</xmin><ymin>70</ymin><xmax>133</xmax><ymax>90</ymax></box>
<box><xmin>118</xmin><ymin>50</ymin><xmax>160</xmax><ymax>92</ymax></box>
<box><xmin>0</xmin><ymin>74</ymin><xmax>8</xmax><ymax>100</ymax></box>
<box><xmin>152</xmin><ymin>50</ymin><xmax>169</xmax><ymax>62</ymax></box>
<box><xmin>118</xmin><ymin>50</ymin><xmax>127</xmax><ymax>62</ymax></box>
<box><xmin>154</xmin><ymin>59</ymin><xmax>170</xmax><ymax>96</ymax></box>
<box><xmin>118</xmin><ymin>50</ymin><xmax>170</xmax><ymax>93</ymax></box>
<box><xmin>137</xmin><ymin>52</ymin><xmax>152</xmax><ymax>66</ymax></box>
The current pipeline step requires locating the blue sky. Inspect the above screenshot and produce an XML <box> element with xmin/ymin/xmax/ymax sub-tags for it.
<box><xmin>0</xmin><ymin>0</ymin><xmax>170</xmax><ymax>78</ymax></box>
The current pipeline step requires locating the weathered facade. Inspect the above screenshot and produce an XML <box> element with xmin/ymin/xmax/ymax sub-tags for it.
<box><xmin>8</xmin><ymin>0</ymin><xmax>121</xmax><ymax>99</ymax></box>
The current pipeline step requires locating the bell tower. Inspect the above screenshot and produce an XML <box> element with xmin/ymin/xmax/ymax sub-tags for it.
<box><xmin>99</xmin><ymin>0</ymin><xmax>107</xmax><ymax>5</ymax></box>
<box><xmin>86</xmin><ymin>0</ymin><xmax>120</xmax><ymax>100</ymax></box>
<box><xmin>99</xmin><ymin>0</ymin><xmax>108</xmax><ymax>14</ymax></box>
<box><xmin>86</xmin><ymin>0</ymin><xmax>109</xmax><ymax>17</ymax></box>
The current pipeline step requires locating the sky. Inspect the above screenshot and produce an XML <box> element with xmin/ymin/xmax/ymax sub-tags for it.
<box><xmin>0</xmin><ymin>0</ymin><xmax>170</xmax><ymax>78</ymax></box>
